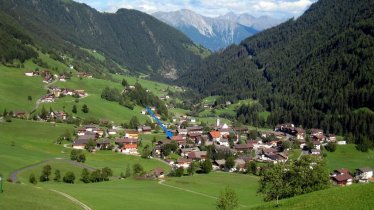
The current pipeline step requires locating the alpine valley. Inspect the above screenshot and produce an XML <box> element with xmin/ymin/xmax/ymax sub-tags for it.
<box><xmin>0</xmin><ymin>0</ymin><xmax>373</xmax><ymax>210</ymax></box>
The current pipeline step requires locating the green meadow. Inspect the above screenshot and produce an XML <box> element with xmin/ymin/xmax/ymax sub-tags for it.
<box><xmin>325</xmin><ymin>144</ymin><xmax>374</xmax><ymax>172</ymax></box>
<box><xmin>252</xmin><ymin>183</ymin><xmax>374</xmax><ymax>210</ymax></box>
<box><xmin>0</xmin><ymin>182</ymin><xmax>81</xmax><ymax>210</ymax></box>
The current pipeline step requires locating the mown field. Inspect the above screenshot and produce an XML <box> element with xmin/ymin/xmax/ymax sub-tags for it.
<box><xmin>0</xmin><ymin>182</ymin><xmax>82</xmax><ymax>210</ymax></box>
<box><xmin>252</xmin><ymin>183</ymin><xmax>374</xmax><ymax>210</ymax></box>
<box><xmin>325</xmin><ymin>144</ymin><xmax>374</xmax><ymax>171</ymax></box>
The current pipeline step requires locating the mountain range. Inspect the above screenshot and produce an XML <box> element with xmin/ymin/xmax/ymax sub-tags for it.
<box><xmin>0</xmin><ymin>0</ymin><xmax>203</xmax><ymax>80</ymax></box>
<box><xmin>153</xmin><ymin>10</ymin><xmax>283</xmax><ymax>51</ymax></box>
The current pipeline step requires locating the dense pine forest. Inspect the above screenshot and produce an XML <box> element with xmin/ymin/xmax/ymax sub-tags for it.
<box><xmin>178</xmin><ymin>0</ymin><xmax>374</xmax><ymax>146</ymax></box>
<box><xmin>0</xmin><ymin>0</ymin><xmax>202</xmax><ymax>79</ymax></box>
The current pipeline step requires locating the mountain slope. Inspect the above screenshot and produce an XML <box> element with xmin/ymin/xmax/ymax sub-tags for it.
<box><xmin>178</xmin><ymin>0</ymin><xmax>374</xmax><ymax>140</ymax></box>
<box><xmin>0</xmin><ymin>0</ymin><xmax>201</xmax><ymax>80</ymax></box>
<box><xmin>153</xmin><ymin>10</ymin><xmax>258</xmax><ymax>51</ymax></box>
<box><xmin>217</xmin><ymin>12</ymin><xmax>283</xmax><ymax>31</ymax></box>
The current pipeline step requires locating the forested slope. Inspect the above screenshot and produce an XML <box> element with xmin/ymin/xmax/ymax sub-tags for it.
<box><xmin>178</xmin><ymin>0</ymin><xmax>374</xmax><ymax>143</ymax></box>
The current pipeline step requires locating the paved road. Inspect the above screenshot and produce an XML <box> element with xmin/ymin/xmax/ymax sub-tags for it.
<box><xmin>9</xmin><ymin>158</ymin><xmax>96</xmax><ymax>182</ymax></box>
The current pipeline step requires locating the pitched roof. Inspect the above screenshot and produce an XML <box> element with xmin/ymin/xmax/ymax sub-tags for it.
<box><xmin>124</xmin><ymin>144</ymin><xmax>137</xmax><ymax>149</ymax></box>
<box><xmin>210</xmin><ymin>131</ymin><xmax>221</xmax><ymax>138</ymax></box>
<box><xmin>115</xmin><ymin>138</ymin><xmax>138</xmax><ymax>144</ymax></box>
<box><xmin>357</xmin><ymin>167</ymin><xmax>373</xmax><ymax>173</ymax></box>
<box><xmin>332</xmin><ymin>173</ymin><xmax>353</xmax><ymax>182</ymax></box>
<box><xmin>177</xmin><ymin>158</ymin><xmax>192</xmax><ymax>164</ymax></box>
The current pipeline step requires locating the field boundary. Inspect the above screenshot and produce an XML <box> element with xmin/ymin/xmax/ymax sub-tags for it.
<box><xmin>50</xmin><ymin>189</ymin><xmax>92</xmax><ymax>210</ymax></box>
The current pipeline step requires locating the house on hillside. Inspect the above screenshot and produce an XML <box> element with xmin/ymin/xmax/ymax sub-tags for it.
<box><xmin>209</xmin><ymin>131</ymin><xmax>221</xmax><ymax>142</ymax></box>
<box><xmin>72</xmin><ymin>134</ymin><xmax>96</xmax><ymax>149</ymax></box>
<box><xmin>234</xmin><ymin>143</ymin><xmax>254</xmax><ymax>153</ymax></box>
<box><xmin>176</xmin><ymin>158</ymin><xmax>192</xmax><ymax>169</ymax></box>
<box><xmin>187</xmin><ymin>151</ymin><xmax>207</xmax><ymax>161</ymax></box>
<box><xmin>120</xmin><ymin>144</ymin><xmax>138</xmax><ymax>154</ymax></box>
<box><xmin>355</xmin><ymin>167</ymin><xmax>373</xmax><ymax>183</ymax></box>
<box><xmin>331</xmin><ymin>168</ymin><xmax>353</xmax><ymax>186</ymax></box>
<box><xmin>151</xmin><ymin>168</ymin><xmax>165</xmax><ymax>179</ymax></box>
<box><xmin>125</xmin><ymin>130</ymin><xmax>139</xmax><ymax>139</ymax></box>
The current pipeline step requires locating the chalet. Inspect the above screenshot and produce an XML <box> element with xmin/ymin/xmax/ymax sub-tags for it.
<box><xmin>234</xmin><ymin>143</ymin><xmax>253</xmax><ymax>153</ymax></box>
<box><xmin>125</xmin><ymin>130</ymin><xmax>139</xmax><ymax>139</ymax></box>
<box><xmin>311</xmin><ymin>128</ymin><xmax>324</xmax><ymax>136</ymax></box>
<box><xmin>310</xmin><ymin>149</ymin><xmax>321</xmax><ymax>155</ymax></box>
<box><xmin>234</xmin><ymin>159</ymin><xmax>246</xmax><ymax>172</ymax></box>
<box><xmin>25</xmin><ymin>72</ymin><xmax>38</xmax><ymax>77</ymax></box>
<box><xmin>312</xmin><ymin>134</ymin><xmax>326</xmax><ymax>142</ymax></box>
<box><xmin>274</xmin><ymin>123</ymin><xmax>294</xmax><ymax>132</ymax></box>
<box><xmin>152</xmin><ymin>145</ymin><xmax>162</xmax><ymax>157</ymax></box>
<box><xmin>138</xmin><ymin>126</ymin><xmax>152</xmax><ymax>134</ymax></box>
<box><xmin>151</xmin><ymin>168</ymin><xmax>165</xmax><ymax>179</ymax></box>
<box><xmin>115</xmin><ymin>138</ymin><xmax>138</xmax><ymax>145</ymax></box>
<box><xmin>313</xmin><ymin>141</ymin><xmax>321</xmax><ymax>150</ymax></box>
<box><xmin>331</xmin><ymin>169</ymin><xmax>353</xmax><ymax>186</ymax></box>
<box><xmin>50</xmin><ymin>111</ymin><xmax>67</xmax><ymax>121</ymax></box>
<box><xmin>214</xmin><ymin>159</ymin><xmax>226</xmax><ymax>170</ymax></box>
<box><xmin>187</xmin><ymin>132</ymin><xmax>202</xmax><ymax>139</ymax></box>
<box><xmin>41</xmin><ymin>94</ymin><xmax>55</xmax><ymax>103</ymax></box>
<box><xmin>14</xmin><ymin>111</ymin><xmax>27</xmax><ymax>119</ymax></box>
<box><xmin>209</xmin><ymin>131</ymin><xmax>221</xmax><ymax>142</ymax></box>
<box><xmin>77</xmin><ymin>72</ymin><xmax>92</xmax><ymax>78</ymax></box>
<box><xmin>74</xmin><ymin>90</ymin><xmax>87</xmax><ymax>98</ymax></box>
<box><xmin>355</xmin><ymin>167</ymin><xmax>373</xmax><ymax>183</ymax></box>
<box><xmin>108</xmin><ymin>129</ymin><xmax>117</xmax><ymax>135</ymax></box>
<box><xmin>233</xmin><ymin>127</ymin><xmax>249</xmax><ymax>135</ymax></box>
<box><xmin>187</xmin><ymin>151</ymin><xmax>207</xmax><ymax>161</ymax></box>
<box><xmin>171</xmin><ymin>135</ymin><xmax>186</xmax><ymax>145</ymax></box>
<box><xmin>72</xmin><ymin>134</ymin><xmax>96</xmax><ymax>149</ymax></box>
<box><xmin>176</xmin><ymin>158</ymin><xmax>192</xmax><ymax>169</ymax></box>
<box><xmin>328</xmin><ymin>134</ymin><xmax>337</xmax><ymax>142</ymax></box>
<box><xmin>120</xmin><ymin>144</ymin><xmax>138</xmax><ymax>154</ymax></box>
<box><xmin>216</xmin><ymin>138</ymin><xmax>230</xmax><ymax>147</ymax></box>
<box><xmin>61</xmin><ymin>88</ymin><xmax>74</xmax><ymax>96</ymax></box>
<box><xmin>97</xmin><ymin>138</ymin><xmax>112</xmax><ymax>150</ymax></box>
<box><xmin>59</xmin><ymin>75</ymin><xmax>68</xmax><ymax>82</ymax></box>
<box><xmin>181</xmin><ymin>147</ymin><xmax>199</xmax><ymax>157</ymax></box>
<box><xmin>295</xmin><ymin>128</ymin><xmax>305</xmax><ymax>140</ymax></box>
<box><xmin>187</xmin><ymin>126</ymin><xmax>203</xmax><ymax>135</ymax></box>
<box><xmin>177</xmin><ymin>129</ymin><xmax>187</xmax><ymax>135</ymax></box>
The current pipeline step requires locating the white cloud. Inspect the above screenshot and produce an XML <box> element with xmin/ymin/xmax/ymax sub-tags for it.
<box><xmin>76</xmin><ymin>0</ymin><xmax>317</xmax><ymax>19</ymax></box>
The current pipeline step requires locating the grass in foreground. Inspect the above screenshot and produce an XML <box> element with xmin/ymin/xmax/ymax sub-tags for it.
<box><xmin>252</xmin><ymin>183</ymin><xmax>374</xmax><ymax>210</ymax></box>
<box><xmin>0</xmin><ymin>182</ymin><xmax>81</xmax><ymax>210</ymax></box>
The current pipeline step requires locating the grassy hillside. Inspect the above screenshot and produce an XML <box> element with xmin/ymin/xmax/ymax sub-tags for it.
<box><xmin>325</xmin><ymin>144</ymin><xmax>374</xmax><ymax>171</ymax></box>
<box><xmin>252</xmin><ymin>183</ymin><xmax>374</xmax><ymax>210</ymax></box>
<box><xmin>0</xmin><ymin>183</ymin><xmax>81</xmax><ymax>210</ymax></box>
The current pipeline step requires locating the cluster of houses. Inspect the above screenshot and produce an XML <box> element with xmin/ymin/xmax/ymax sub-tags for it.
<box><xmin>77</xmin><ymin>72</ymin><xmax>93</xmax><ymax>78</ymax></box>
<box><xmin>331</xmin><ymin>167</ymin><xmax>373</xmax><ymax>186</ymax></box>
<box><xmin>273</xmin><ymin>123</ymin><xmax>338</xmax><ymax>156</ymax></box>
<box><xmin>25</xmin><ymin>70</ymin><xmax>71</xmax><ymax>83</ymax></box>
<box><xmin>72</xmin><ymin>124</ymin><xmax>142</xmax><ymax>155</ymax></box>
<box><xmin>41</xmin><ymin>87</ymin><xmax>87</xmax><ymax>103</ymax></box>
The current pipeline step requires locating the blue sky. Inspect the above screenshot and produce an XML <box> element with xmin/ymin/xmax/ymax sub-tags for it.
<box><xmin>76</xmin><ymin>0</ymin><xmax>317</xmax><ymax>19</ymax></box>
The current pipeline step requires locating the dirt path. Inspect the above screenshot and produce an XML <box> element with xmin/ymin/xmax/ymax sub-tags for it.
<box><xmin>50</xmin><ymin>189</ymin><xmax>92</xmax><ymax>210</ymax></box>
<box><xmin>9</xmin><ymin>158</ymin><xmax>96</xmax><ymax>182</ymax></box>
<box><xmin>158</xmin><ymin>179</ymin><xmax>248</xmax><ymax>208</ymax></box>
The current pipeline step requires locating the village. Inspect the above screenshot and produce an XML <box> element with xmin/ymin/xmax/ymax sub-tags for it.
<box><xmin>70</xmin><ymin>113</ymin><xmax>373</xmax><ymax>186</ymax></box>
<box><xmin>2</xmin><ymin>68</ymin><xmax>369</xmax><ymax>187</ymax></box>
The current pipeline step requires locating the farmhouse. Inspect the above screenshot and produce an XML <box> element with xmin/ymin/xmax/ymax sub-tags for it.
<box><xmin>115</xmin><ymin>137</ymin><xmax>138</xmax><ymax>145</ymax></box>
<box><xmin>151</xmin><ymin>168</ymin><xmax>165</xmax><ymax>179</ymax></box>
<box><xmin>234</xmin><ymin>143</ymin><xmax>253</xmax><ymax>153</ymax></box>
<box><xmin>176</xmin><ymin>158</ymin><xmax>192</xmax><ymax>168</ymax></box>
<box><xmin>331</xmin><ymin>169</ymin><xmax>353</xmax><ymax>186</ymax></box>
<box><xmin>108</xmin><ymin>129</ymin><xmax>117</xmax><ymax>135</ymax></box>
<box><xmin>209</xmin><ymin>131</ymin><xmax>221</xmax><ymax>142</ymax></box>
<box><xmin>72</xmin><ymin>134</ymin><xmax>96</xmax><ymax>149</ymax></box>
<box><xmin>120</xmin><ymin>144</ymin><xmax>138</xmax><ymax>154</ymax></box>
<box><xmin>187</xmin><ymin>151</ymin><xmax>207</xmax><ymax>161</ymax></box>
<box><xmin>125</xmin><ymin>130</ymin><xmax>139</xmax><ymax>139</ymax></box>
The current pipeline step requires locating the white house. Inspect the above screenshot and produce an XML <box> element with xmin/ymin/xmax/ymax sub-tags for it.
<box><xmin>355</xmin><ymin>167</ymin><xmax>373</xmax><ymax>182</ymax></box>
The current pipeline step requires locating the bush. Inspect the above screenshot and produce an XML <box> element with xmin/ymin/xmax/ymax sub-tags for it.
<box><xmin>63</xmin><ymin>171</ymin><xmax>75</xmax><ymax>184</ymax></box>
<box><xmin>29</xmin><ymin>173</ymin><xmax>37</xmax><ymax>184</ymax></box>
<box><xmin>325</xmin><ymin>142</ymin><xmax>337</xmax><ymax>152</ymax></box>
<box><xmin>133</xmin><ymin>163</ymin><xmax>144</xmax><ymax>176</ymax></box>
